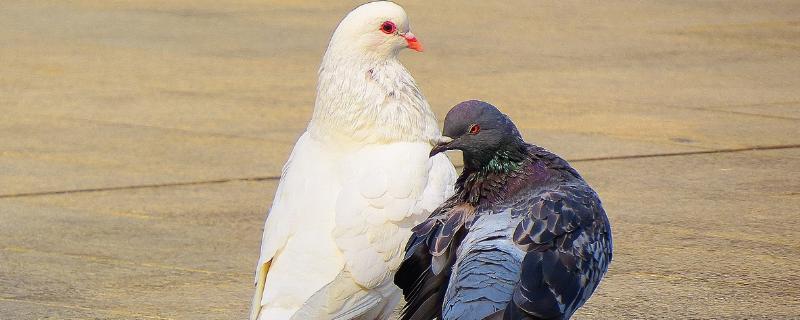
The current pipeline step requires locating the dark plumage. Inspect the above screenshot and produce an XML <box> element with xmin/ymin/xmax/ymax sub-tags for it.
<box><xmin>395</xmin><ymin>100</ymin><xmax>613</xmax><ymax>320</ymax></box>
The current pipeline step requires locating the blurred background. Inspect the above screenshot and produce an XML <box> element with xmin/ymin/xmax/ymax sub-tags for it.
<box><xmin>1</xmin><ymin>0</ymin><xmax>798</xmax><ymax>319</ymax></box>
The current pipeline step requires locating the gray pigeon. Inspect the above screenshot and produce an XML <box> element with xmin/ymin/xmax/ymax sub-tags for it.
<box><xmin>394</xmin><ymin>100</ymin><xmax>613</xmax><ymax>320</ymax></box>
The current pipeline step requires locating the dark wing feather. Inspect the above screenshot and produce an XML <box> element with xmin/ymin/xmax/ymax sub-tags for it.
<box><xmin>505</xmin><ymin>183</ymin><xmax>612</xmax><ymax>320</ymax></box>
<box><xmin>395</xmin><ymin>204</ymin><xmax>467</xmax><ymax>320</ymax></box>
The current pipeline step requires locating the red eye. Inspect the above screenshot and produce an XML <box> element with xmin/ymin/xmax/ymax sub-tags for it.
<box><xmin>380</xmin><ymin>21</ymin><xmax>397</xmax><ymax>34</ymax></box>
<box><xmin>468</xmin><ymin>124</ymin><xmax>481</xmax><ymax>135</ymax></box>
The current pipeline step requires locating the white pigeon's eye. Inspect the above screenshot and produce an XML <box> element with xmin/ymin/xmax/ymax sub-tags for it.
<box><xmin>380</xmin><ymin>21</ymin><xmax>397</xmax><ymax>34</ymax></box>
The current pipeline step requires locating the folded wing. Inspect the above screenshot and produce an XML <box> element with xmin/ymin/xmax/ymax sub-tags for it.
<box><xmin>507</xmin><ymin>183</ymin><xmax>612</xmax><ymax>319</ymax></box>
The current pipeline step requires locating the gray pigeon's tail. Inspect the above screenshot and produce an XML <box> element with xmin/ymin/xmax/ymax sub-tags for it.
<box><xmin>442</xmin><ymin>211</ymin><xmax>525</xmax><ymax>320</ymax></box>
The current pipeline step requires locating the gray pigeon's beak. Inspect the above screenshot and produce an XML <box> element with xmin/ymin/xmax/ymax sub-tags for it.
<box><xmin>429</xmin><ymin>136</ymin><xmax>454</xmax><ymax>157</ymax></box>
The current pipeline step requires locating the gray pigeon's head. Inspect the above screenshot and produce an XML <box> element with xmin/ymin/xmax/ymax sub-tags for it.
<box><xmin>430</xmin><ymin>100</ymin><xmax>524</xmax><ymax>168</ymax></box>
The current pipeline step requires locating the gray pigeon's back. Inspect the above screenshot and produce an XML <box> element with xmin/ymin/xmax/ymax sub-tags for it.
<box><xmin>395</xmin><ymin>145</ymin><xmax>612</xmax><ymax>320</ymax></box>
<box><xmin>442</xmin><ymin>210</ymin><xmax>525</xmax><ymax>319</ymax></box>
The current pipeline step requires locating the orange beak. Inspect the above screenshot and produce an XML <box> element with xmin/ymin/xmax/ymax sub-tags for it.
<box><xmin>403</xmin><ymin>32</ymin><xmax>423</xmax><ymax>52</ymax></box>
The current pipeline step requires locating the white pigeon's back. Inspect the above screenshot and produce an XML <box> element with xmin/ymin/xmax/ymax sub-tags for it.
<box><xmin>250</xmin><ymin>2</ymin><xmax>456</xmax><ymax>319</ymax></box>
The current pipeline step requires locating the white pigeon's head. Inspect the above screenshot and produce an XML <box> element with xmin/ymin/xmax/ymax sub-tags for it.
<box><xmin>328</xmin><ymin>1</ymin><xmax>423</xmax><ymax>58</ymax></box>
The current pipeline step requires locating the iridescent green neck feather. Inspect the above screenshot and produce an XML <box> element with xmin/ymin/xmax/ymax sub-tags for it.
<box><xmin>482</xmin><ymin>149</ymin><xmax>523</xmax><ymax>174</ymax></box>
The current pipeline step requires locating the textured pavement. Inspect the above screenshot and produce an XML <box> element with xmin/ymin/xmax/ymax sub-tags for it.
<box><xmin>1</xmin><ymin>1</ymin><xmax>799</xmax><ymax>319</ymax></box>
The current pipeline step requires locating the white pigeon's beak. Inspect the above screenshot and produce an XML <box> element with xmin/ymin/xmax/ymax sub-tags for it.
<box><xmin>401</xmin><ymin>32</ymin><xmax>423</xmax><ymax>52</ymax></box>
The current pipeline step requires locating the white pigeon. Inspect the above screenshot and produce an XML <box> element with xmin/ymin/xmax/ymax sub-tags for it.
<box><xmin>250</xmin><ymin>2</ymin><xmax>457</xmax><ymax>320</ymax></box>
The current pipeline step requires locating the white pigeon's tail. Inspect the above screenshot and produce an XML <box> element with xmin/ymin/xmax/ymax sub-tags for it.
<box><xmin>249</xmin><ymin>260</ymin><xmax>271</xmax><ymax>320</ymax></box>
<box><xmin>293</xmin><ymin>270</ymin><xmax>400</xmax><ymax>320</ymax></box>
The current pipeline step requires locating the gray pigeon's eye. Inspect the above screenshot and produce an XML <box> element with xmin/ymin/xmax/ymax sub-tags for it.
<box><xmin>468</xmin><ymin>124</ymin><xmax>481</xmax><ymax>135</ymax></box>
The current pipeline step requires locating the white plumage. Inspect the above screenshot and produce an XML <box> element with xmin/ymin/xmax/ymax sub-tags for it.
<box><xmin>250</xmin><ymin>2</ymin><xmax>456</xmax><ymax>319</ymax></box>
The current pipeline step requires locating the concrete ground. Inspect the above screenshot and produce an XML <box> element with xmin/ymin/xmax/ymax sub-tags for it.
<box><xmin>1</xmin><ymin>0</ymin><xmax>799</xmax><ymax>319</ymax></box>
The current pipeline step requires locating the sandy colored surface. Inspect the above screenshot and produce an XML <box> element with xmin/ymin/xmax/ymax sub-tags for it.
<box><xmin>1</xmin><ymin>1</ymin><xmax>799</xmax><ymax>319</ymax></box>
